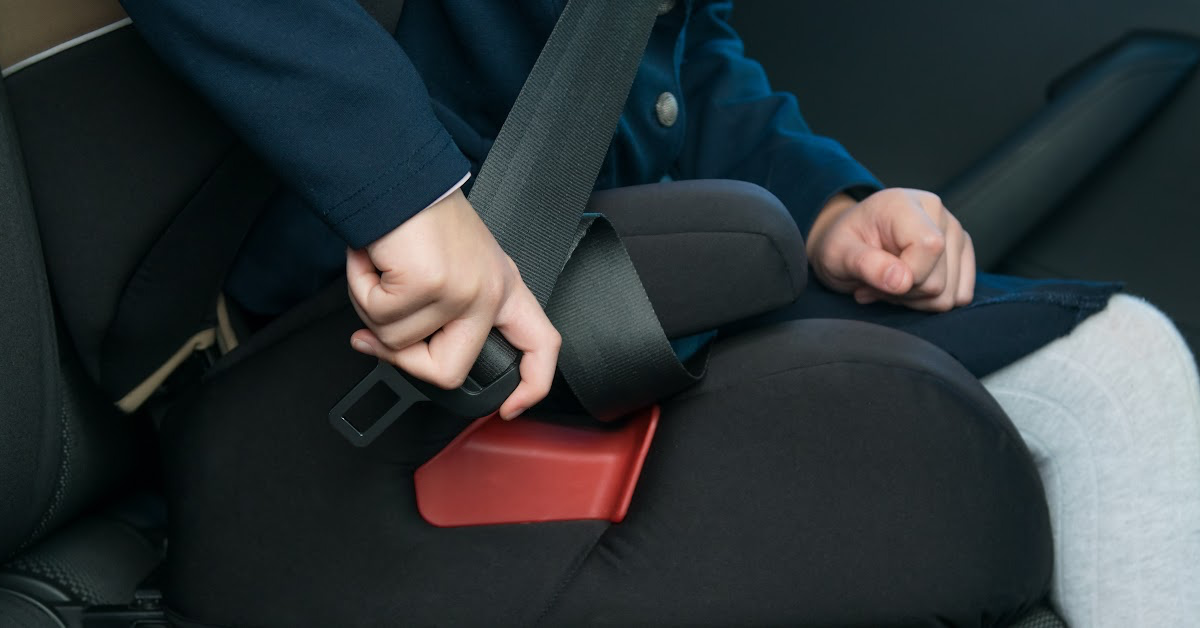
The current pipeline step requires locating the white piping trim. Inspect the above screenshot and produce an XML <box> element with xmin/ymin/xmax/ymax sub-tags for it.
<box><xmin>2</xmin><ymin>18</ymin><xmax>133</xmax><ymax>78</ymax></box>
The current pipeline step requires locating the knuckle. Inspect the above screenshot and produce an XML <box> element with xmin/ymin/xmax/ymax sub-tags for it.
<box><xmin>479</xmin><ymin>274</ymin><xmax>506</xmax><ymax>311</ymax></box>
<box><xmin>852</xmin><ymin>251</ymin><xmax>875</xmax><ymax>278</ymax></box>
<box><xmin>921</xmin><ymin>232</ymin><xmax>946</xmax><ymax>255</ymax></box>
<box><xmin>930</xmin><ymin>292</ymin><xmax>956</xmax><ymax>312</ymax></box>
<box><xmin>445</xmin><ymin>282</ymin><xmax>476</xmax><ymax>310</ymax></box>
<box><xmin>376</xmin><ymin>328</ymin><xmax>405</xmax><ymax>350</ymax></box>
<box><xmin>356</xmin><ymin>306</ymin><xmax>383</xmax><ymax>327</ymax></box>
<box><xmin>415</xmin><ymin>267</ymin><xmax>450</xmax><ymax>295</ymax></box>
<box><xmin>432</xmin><ymin>369</ymin><xmax>468</xmax><ymax>390</ymax></box>
<box><xmin>921</xmin><ymin>274</ymin><xmax>947</xmax><ymax>295</ymax></box>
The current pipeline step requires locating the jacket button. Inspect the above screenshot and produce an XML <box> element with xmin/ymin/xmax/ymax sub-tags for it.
<box><xmin>655</xmin><ymin>92</ymin><xmax>678</xmax><ymax>127</ymax></box>
<box><xmin>657</xmin><ymin>0</ymin><xmax>676</xmax><ymax>15</ymax></box>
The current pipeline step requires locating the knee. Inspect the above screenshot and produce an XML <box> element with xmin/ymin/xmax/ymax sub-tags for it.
<box><xmin>1045</xmin><ymin>294</ymin><xmax>1200</xmax><ymax>396</ymax></box>
<box><xmin>1103</xmin><ymin>294</ymin><xmax>1195</xmax><ymax>362</ymax></box>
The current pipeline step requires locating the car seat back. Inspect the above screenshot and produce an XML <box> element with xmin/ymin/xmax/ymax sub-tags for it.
<box><xmin>0</xmin><ymin>0</ymin><xmax>248</xmax><ymax>560</ymax></box>
<box><xmin>2</xmin><ymin>3</ymin><xmax>280</xmax><ymax>415</ymax></box>
<box><xmin>0</xmin><ymin>67</ymin><xmax>137</xmax><ymax>563</ymax></box>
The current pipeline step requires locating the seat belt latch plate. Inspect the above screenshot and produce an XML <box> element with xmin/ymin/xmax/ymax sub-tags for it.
<box><xmin>328</xmin><ymin>361</ymin><xmax>428</xmax><ymax>447</ymax></box>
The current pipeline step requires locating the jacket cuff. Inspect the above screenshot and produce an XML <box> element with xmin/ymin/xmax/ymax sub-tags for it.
<box><xmin>784</xmin><ymin>159</ymin><xmax>883</xmax><ymax>239</ymax></box>
<box><xmin>327</xmin><ymin>129</ymin><xmax>472</xmax><ymax>249</ymax></box>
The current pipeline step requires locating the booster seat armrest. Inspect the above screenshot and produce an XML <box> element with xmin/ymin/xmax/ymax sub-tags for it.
<box><xmin>593</xmin><ymin>179</ymin><xmax>808</xmax><ymax>338</ymax></box>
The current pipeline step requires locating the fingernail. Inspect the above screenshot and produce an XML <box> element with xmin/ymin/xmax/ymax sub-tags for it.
<box><xmin>884</xmin><ymin>264</ymin><xmax>904</xmax><ymax>292</ymax></box>
<box><xmin>502</xmin><ymin>407</ymin><xmax>525</xmax><ymax>421</ymax></box>
<box><xmin>351</xmin><ymin>339</ymin><xmax>373</xmax><ymax>354</ymax></box>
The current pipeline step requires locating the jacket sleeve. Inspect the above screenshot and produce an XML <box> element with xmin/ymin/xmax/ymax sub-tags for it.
<box><xmin>676</xmin><ymin>0</ymin><xmax>883</xmax><ymax>236</ymax></box>
<box><xmin>120</xmin><ymin>0</ymin><xmax>470</xmax><ymax>248</ymax></box>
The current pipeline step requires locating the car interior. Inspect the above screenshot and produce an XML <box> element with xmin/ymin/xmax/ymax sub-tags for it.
<box><xmin>1</xmin><ymin>1</ymin><xmax>1197</xmax><ymax>626</ymax></box>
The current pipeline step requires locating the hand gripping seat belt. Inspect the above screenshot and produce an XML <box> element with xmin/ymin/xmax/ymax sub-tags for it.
<box><xmin>330</xmin><ymin>0</ymin><xmax>706</xmax><ymax>446</ymax></box>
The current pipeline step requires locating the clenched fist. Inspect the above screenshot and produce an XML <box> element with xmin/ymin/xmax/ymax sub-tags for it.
<box><xmin>346</xmin><ymin>189</ymin><xmax>560</xmax><ymax>420</ymax></box>
<box><xmin>805</xmin><ymin>188</ymin><xmax>975</xmax><ymax>312</ymax></box>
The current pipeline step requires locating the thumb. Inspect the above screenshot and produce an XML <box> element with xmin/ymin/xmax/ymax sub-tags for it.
<box><xmin>846</xmin><ymin>242</ymin><xmax>913</xmax><ymax>296</ymax></box>
<box><xmin>349</xmin><ymin>328</ymin><xmax>382</xmax><ymax>357</ymax></box>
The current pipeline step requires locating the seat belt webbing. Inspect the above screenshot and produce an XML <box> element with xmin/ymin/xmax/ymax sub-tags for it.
<box><xmin>463</xmin><ymin>0</ymin><xmax>703</xmax><ymax>419</ymax></box>
<box><xmin>338</xmin><ymin>0</ymin><xmax>704</xmax><ymax>441</ymax></box>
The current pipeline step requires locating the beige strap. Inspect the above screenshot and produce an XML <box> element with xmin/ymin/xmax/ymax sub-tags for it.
<box><xmin>0</xmin><ymin>0</ymin><xmax>128</xmax><ymax>74</ymax></box>
<box><xmin>115</xmin><ymin>328</ymin><xmax>216</xmax><ymax>413</ymax></box>
<box><xmin>215</xmin><ymin>293</ymin><xmax>240</xmax><ymax>354</ymax></box>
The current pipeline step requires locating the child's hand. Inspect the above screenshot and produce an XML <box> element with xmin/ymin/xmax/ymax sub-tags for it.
<box><xmin>805</xmin><ymin>188</ymin><xmax>975</xmax><ymax>312</ymax></box>
<box><xmin>346</xmin><ymin>189</ymin><xmax>560</xmax><ymax>420</ymax></box>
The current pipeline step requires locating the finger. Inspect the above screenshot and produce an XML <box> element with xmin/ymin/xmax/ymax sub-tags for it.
<box><xmin>494</xmin><ymin>286</ymin><xmax>561</xmax><ymax>420</ymax></box>
<box><xmin>367</xmin><ymin>302</ymin><xmax>459</xmax><ymax>351</ymax></box>
<box><xmin>346</xmin><ymin>248</ymin><xmax>442</xmax><ymax>326</ymax></box>
<box><xmin>418</xmin><ymin>315</ymin><xmax>495</xmax><ymax>389</ymax></box>
<box><xmin>369</xmin><ymin>334</ymin><xmax>472</xmax><ymax>392</ymax></box>
<box><xmin>350</xmin><ymin>328</ymin><xmax>457</xmax><ymax>387</ymax></box>
<box><xmin>346</xmin><ymin>247</ymin><xmax>382</xmax><ymax>312</ymax></box>
<box><xmin>910</xmin><ymin>221</ymin><xmax>959</xmax><ymax>302</ymax></box>
<box><xmin>843</xmin><ymin>242</ymin><xmax>913</xmax><ymax>296</ymax></box>
<box><xmin>350</xmin><ymin>328</ymin><xmax>382</xmax><ymax>357</ymax></box>
<box><xmin>883</xmin><ymin>208</ymin><xmax>945</xmax><ymax>287</ymax></box>
<box><xmin>909</xmin><ymin>250</ymin><xmax>949</xmax><ymax>299</ymax></box>
<box><xmin>956</xmin><ymin>232</ymin><xmax>977</xmax><ymax>306</ymax></box>
<box><xmin>912</xmin><ymin>191</ymin><xmax>950</xmax><ymax>230</ymax></box>
<box><xmin>936</xmin><ymin>224</ymin><xmax>961</xmax><ymax>308</ymax></box>
<box><xmin>853</xmin><ymin>286</ymin><xmax>882</xmax><ymax>305</ymax></box>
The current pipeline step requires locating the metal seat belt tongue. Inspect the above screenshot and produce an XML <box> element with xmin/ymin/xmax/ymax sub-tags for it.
<box><xmin>331</xmin><ymin>0</ymin><xmax>704</xmax><ymax>447</ymax></box>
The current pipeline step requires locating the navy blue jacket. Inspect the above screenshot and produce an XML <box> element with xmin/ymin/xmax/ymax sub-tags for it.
<box><xmin>120</xmin><ymin>0</ymin><xmax>883</xmax><ymax>314</ymax></box>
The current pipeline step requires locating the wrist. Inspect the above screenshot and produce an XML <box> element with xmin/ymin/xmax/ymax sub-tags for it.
<box><xmin>806</xmin><ymin>193</ymin><xmax>859</xmax><ymax>256</ymax></box>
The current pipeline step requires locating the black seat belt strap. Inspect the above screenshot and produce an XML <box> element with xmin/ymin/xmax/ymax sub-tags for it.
<box><xmin>332</xmin><ymin>0</ymin><xmax>705</xmax><ymax>445</ymax></box>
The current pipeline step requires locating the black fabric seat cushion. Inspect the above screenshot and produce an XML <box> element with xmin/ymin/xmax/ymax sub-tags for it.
<box><xmin>162</xmin><ymin>289</ymin><xmax>1051</xmax><ymax>626</ymax></box>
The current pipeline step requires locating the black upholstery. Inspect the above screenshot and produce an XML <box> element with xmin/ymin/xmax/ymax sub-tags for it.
<box><xmin>1</xmin><ymin>24</ymin><xmax>163</xmax><ymax>628</ymax></box>
<box><xmin>593</xmin><ymin>180</ymin><xmax>807</xmax><ymax>338</ymax></box>
<box><xmin>161</xmin><ymin>297</ymin><xmax>1055</xmax><ymax>626</ymax></box>
<box><xmin>0</xmin><ymin>62</ymin><xmax>61</xmax><ymax>562</ymax></box>
<box><xmin>1011</xmin><ymin>605</ymin><xmax>1068</xmax><ymax>628</ymax></box>
<box><xmin>3</xmin><ymin>27</ymin><xmax>244</xmax><ymax>396</ymax></box>
<box><xmin>2</xmin><ymin>515</ymin><xmax>160</xmax><ymax>607</ymax></box>
<box><xmin>0</xmin><ymin>70</ymin><xmax>137</xmax><ymax>564</ymax></box>
<box><xmin>942</xmin><ymin>33</ymin><xmax>1199</xmax><ymax>269</ymax></box>
<box><xmin>0</xmin><ymin>590</ymin><xmax>60</xmax><ymax>628</ymax></box>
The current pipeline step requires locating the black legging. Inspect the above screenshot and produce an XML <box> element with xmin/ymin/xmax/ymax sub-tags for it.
<box><xmin>163</xmin><ymin>299</ymin><xmax>1050</xmax><ymax>627</ymax></box>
